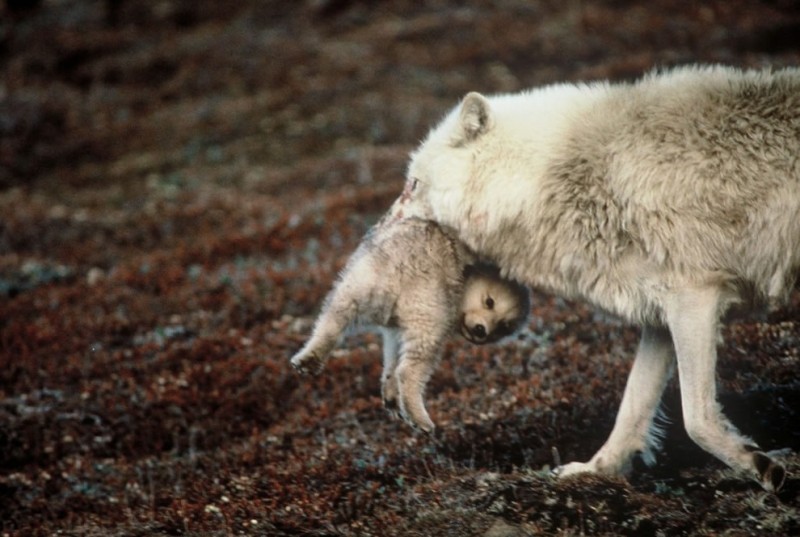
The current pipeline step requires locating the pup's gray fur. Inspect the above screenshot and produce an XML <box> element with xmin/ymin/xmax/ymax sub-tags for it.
<box><xmin>291</xmin><ymin>217</ymin><xmax>529</xmax><ymax>433</ymax></box>
<box><xmin>394</xmin><ymin>65</ymin><xmax>799</xmax><ymax>490</ymax></box>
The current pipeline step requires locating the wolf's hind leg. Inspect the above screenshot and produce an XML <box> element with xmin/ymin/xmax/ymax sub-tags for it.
<box><xmin>557</xmin><ymin>325</ymin><xmax>675</xmax><ymax>478</ymax></box>
<box><xmin>666</xmin><ymin>286</ymin><xmax>786</xmax><ymax>492</ymax></box>
<box><xmin>290</xmin><ymin>293</ymin><xmax>357</xmax><ymax>375</ymax></box>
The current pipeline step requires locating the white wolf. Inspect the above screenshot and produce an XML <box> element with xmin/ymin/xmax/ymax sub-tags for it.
<box><xmin>392</xmin><ymin>65</ymin><xmax>799</xmax><ymax>490</ymax></box>
<box><xmin>291</xmin><ymin>217</ymin><xmax>530</xmax><ymax>433</ymax></box>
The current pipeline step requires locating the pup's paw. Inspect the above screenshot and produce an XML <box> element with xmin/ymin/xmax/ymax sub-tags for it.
<box><xmin>382</xmin><ymin>392</ymin><xmax>400</xmax><ymax>421</ymax></box>
<box><xmin>398</xmin><ymin>406</ymin><xmax>435</xmax><ymax>435</ymax></box>
<box><xmin>290</xmin><ymin>350</ymin><xmax>324</xmax><ymax>375</ymax></box>
<box><xmin>382</xmin><ymin>396</ymin><xmax>400</xmax><ymax>420</ymax></box>
<box><xmin>381</xmin><ymin>376</ymin><xmax>399</xmax><ymax>414</ymax></box>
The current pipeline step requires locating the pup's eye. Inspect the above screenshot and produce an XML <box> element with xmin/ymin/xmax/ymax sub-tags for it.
<box><xmin>411</xmin><ymin>178</ymin><xmax>419</xmax><ymax>191</ymax></box>
<box><xmin>485</xmin><ymin>297</ymin><xmax>494</xmax><ymax>309</ymax></box>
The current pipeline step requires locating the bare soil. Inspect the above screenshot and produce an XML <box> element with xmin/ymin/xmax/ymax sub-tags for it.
<box><xmin>1</xmin><ymin>1</ymin><xmax>799</xmax><ymax>535</ymax></box>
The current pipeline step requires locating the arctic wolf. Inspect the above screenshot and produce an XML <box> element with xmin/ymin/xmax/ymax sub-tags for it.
<box><xmin>291</xmin><ymin>217</ymin><xmax>529</xmax><ymax>433</ymax></box>
<box><xmin>392</xmin><ymin>65</ymin><xmax>799</xmax><ymax>490</ymax></box>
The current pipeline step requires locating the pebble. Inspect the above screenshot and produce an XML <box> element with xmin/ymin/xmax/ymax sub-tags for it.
<box><xmin>87</xmin><ymin>267</ymin><xmax>105</xmax><ymax>286</ymax></box>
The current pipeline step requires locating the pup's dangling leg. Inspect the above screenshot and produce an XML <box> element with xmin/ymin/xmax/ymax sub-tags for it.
<box><xmin>290</xmin><ymin>290</ymin><xmax>358</xmax><ymax>375</ymax></box>
<box><xmin>380</xmin><ymin>328</ymin><xmax>401</xmax><ymax>417</ymax></box>
<box><xmin>394</xmin><ymin>328</ymin><xmax>447</xmax><ymax>434</ymax></box>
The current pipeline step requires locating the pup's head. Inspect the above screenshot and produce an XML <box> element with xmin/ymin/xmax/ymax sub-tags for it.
<box><xmin>459</xmin><ymin>264</ymin><xmax>530</xmax><ymax>344</ymax></box>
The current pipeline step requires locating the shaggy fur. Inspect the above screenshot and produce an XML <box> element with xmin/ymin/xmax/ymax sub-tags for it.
<box><xmin>291</xmin><ymin>217</ymin><xmax>530</xmax><ymax>433</ymax></box>
<box><xmin>392</xmin><ymin>65</ymin><xmax>799</xmax><ymax>490</ymax></box>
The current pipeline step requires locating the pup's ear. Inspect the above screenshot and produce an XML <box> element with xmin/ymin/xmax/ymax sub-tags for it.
<box><xmin>452</xmin><ymin>92</ymin><xmax>492</xmax><ymax>146</ymax></box>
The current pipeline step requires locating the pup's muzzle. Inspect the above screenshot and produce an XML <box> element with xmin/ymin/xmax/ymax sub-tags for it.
<box><xmin>461</xmin><ymin>318</ymin><xmax>489</xmax><ymax>344</ymax></box>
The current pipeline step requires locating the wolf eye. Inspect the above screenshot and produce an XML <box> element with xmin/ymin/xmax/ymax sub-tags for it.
<box><xmin>485</xmin><ymin>297</ymin><xmax>494</xmax><ymax>309</ymax></box>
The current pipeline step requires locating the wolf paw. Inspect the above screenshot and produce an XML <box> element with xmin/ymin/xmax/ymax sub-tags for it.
<box><xmin>553</xmin><ymin>461</ymin><xmax>596</xmax><ymax>478</ymax></box>
<box><xmin>290</xmin><ymin>350</ymin><xmax>325</xmax><ymax>376</ymax></box>
<box><xmin>752</xmin><ymin>451</ymin><xmax>786</xmax><ymax>492</ymax></box>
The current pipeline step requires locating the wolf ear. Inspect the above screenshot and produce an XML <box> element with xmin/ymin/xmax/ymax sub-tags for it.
<box><xmin>452</xmin><ymin>92</ymin><xmax>492</xmax><ymax>146</ymax></box>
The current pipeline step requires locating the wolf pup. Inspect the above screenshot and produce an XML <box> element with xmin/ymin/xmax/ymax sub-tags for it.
<box><xmin>290</xmin><ymin>217</ymin><xmax>530</xmax><ymax>433</ymax></box>
<box><xmin>393</xmin><ymin>65</ymin><xmax>799</xmax><ymax>490</ymax></box>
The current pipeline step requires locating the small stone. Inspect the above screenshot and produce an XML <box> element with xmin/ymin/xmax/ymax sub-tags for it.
<box><xmin>87</xmin><ymin>267</ymin><xmax>105</xmax><ymax>286</ymax></box>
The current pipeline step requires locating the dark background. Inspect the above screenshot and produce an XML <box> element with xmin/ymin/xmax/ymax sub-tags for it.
<box><xmin>1</xmin><ymin>1</ymin><xmax>799</xmax><ymax>535</ymax></box>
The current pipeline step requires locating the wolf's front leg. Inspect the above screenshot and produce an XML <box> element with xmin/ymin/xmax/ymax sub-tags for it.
<box><xmin>557</xmin><ymin>325</ymin><xmax>675</xmax><ymax>478</ymax></box>
<box><xmin>665</xmin><ymin>286</ymin><xmax>786</xmax><ymax>491</ymax></box>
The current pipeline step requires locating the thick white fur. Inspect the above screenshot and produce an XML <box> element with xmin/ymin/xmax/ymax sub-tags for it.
<box><xmin>394</xmin><ymin>65</ymin><xmax>799</xmax><ymax>490</ymax></box>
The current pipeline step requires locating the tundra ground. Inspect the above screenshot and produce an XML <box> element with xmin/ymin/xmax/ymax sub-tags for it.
<box><xmin>2</xmin><ymin>1</ymin><xmax>799</xmax><ymax>535</ymax></box>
